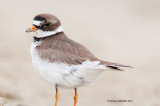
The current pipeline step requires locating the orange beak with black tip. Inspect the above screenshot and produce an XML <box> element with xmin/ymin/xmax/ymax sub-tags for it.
<box><xmin>26</xmin><ymin>26</ymin><xmax>37</xmax><ymax>32</ymax></box>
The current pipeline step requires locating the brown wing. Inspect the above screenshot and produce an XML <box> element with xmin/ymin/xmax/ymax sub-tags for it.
<box><xmin>36</xmin><ymin>34</ymin><xmax>98</xmax><ymax>65</ymax></box>
<box><xmin>36</xmin><ymin>33</ymin><xmax>131</xmax><ymax>70</ymax></box>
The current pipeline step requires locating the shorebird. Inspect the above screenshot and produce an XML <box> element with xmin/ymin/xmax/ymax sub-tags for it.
<box><xmin>26</xmin><ymin>13</ymin><xmax>130</xmax><ymax>106</ymax></box>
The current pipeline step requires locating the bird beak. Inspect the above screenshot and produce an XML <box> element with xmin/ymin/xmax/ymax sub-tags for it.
<box><xmin>26</xmin><ymin>26</ymin><xmax>37</xmax><ymax>32</ymax></box>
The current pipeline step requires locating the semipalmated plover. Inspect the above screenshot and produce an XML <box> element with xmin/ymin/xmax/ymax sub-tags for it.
<box><xmin>26</xmin><ymin>13</ymin><xmax>130</xmax><ymax>106</ymax></box>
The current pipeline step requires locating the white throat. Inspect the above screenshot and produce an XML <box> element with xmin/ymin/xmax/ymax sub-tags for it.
<box><xmin>34</xmin><ymin>26</ymin><xmax>63</xmax><ymax>38</ymax></box>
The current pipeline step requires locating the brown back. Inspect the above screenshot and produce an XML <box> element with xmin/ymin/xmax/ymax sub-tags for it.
<box><xmin>36</xmin><ymin>32</ymin><xmax>99</xmax><ymax>65</ymax></box>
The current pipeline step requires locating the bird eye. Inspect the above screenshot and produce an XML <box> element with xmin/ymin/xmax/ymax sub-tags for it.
<box><xmin>44</xmin><ymin>23</ymin><xmax>51</xmax><ymax>27</ymax></box>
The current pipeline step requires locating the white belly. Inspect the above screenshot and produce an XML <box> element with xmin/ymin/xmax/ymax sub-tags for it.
<box><xmin>30</xmin><ymin>42</ymin><xmax>108</xmax><ymax>88</ymax></box>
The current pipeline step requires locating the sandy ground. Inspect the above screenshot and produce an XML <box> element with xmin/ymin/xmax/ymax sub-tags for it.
<box><xmin>0</xmin><ymin>0</ymin><xmax>160</xmax><ymax>106</ymax></box>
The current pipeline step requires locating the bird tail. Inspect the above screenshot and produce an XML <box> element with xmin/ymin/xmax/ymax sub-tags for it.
<box><xmin>100</xmin><ymin>60</ymin><xmax>132</xmax><ymax>71</ymax></box>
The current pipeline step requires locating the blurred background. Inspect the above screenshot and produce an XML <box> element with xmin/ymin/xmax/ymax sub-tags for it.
<box><xmin>0</xmin><ymin>0</ymin><xmax>160</xmax><ymax>106</ymax></box>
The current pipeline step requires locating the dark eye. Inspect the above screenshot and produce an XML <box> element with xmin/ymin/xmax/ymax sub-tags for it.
<box><xmin>44</xmin><ymin>22</ymin><xmax>51</xmax><ymax>27</ymax></box>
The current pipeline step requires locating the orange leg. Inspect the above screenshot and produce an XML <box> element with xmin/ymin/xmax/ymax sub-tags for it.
<box><xmin>55</xmin><ymin>84</ymin><xmax>59</xmax><ymax>106</ymax></box>
<box><xmin>74</xmin><ymin>88</ymin><xmax>78</xmax><ymax>106</ymax></box>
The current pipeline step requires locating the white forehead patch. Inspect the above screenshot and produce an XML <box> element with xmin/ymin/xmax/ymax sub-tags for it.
<box><xmin>33</xmin><ymin>20</ymin><xmax>43</xmax><ymax>26</ymax></box>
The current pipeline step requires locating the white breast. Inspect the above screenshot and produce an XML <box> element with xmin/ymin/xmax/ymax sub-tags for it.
<box><xmin>30</xmin><ymin>41</ymin><xmax>108</xmax><ymax>88</ymax></box>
